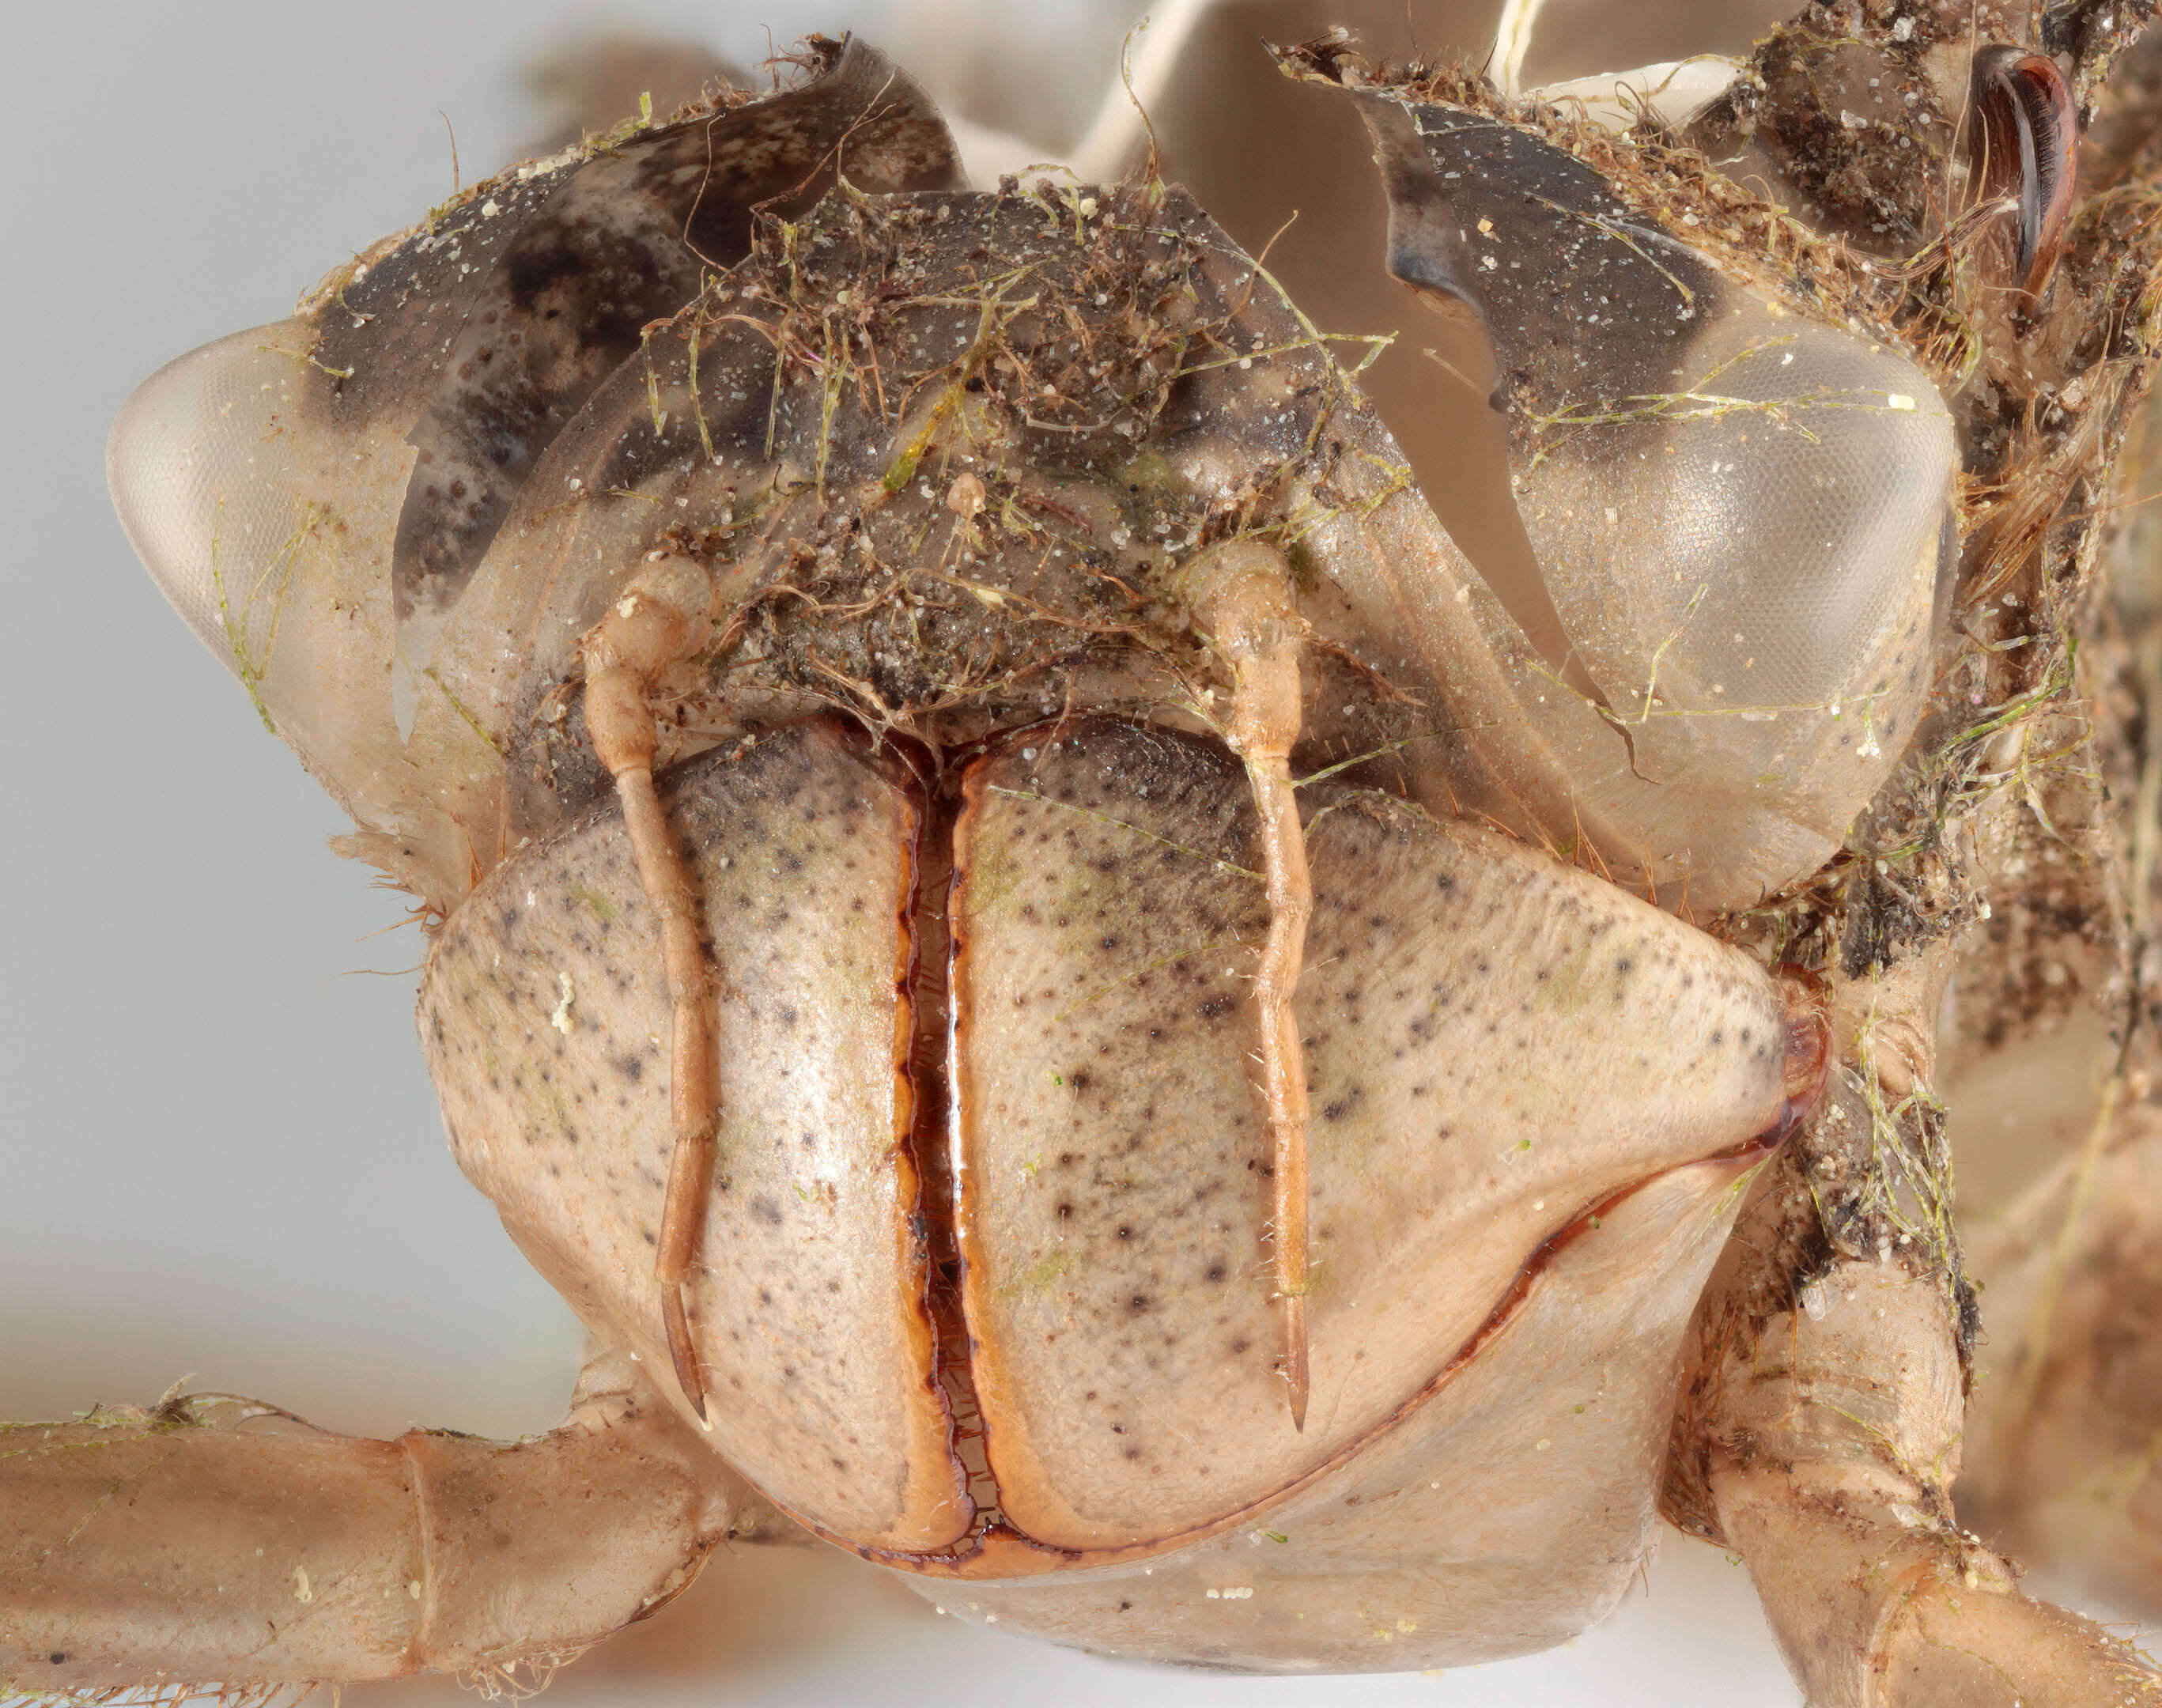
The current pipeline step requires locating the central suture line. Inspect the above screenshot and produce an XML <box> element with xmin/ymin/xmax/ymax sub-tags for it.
<box><xmin>901</xmin><ymin>750</ymin><xmax>1003</xmax><ymax>1540</ymax></box>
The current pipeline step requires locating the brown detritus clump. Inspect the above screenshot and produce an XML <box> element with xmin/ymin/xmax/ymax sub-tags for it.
<box><xmin>1710</xmin><ymin>11</ymin><xmax>1961</xmax><ymax>262</ymax></box>
<box><xmin>1948</xmin><ymin>698</ymin><xmax>2124</xmax><ymax>1054</ymax></box>
<box><xmin>512</xmin><ymin>175</ymin><xmax>1418</xmax><ymax>801</ymax></box>
<box><xmin>644</xmin><ymin>183</ymin><xmax>1234</xmax><ymax>728</ymax></box>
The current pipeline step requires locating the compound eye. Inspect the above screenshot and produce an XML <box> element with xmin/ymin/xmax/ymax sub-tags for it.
<box><xmin>1356</xmin><ymin>92</ymin><xmax>1956</xmax><ymax>910</ymax></box>
<box><xmin>108</xmin><ymin>316</ymin><xmax>407</xmax><ymax>770</ymax></box>
<box><xmin>110</xmin><ymin>320</ymin><xmax>447</xmax><ymax>894</ymax></box>
<box><xmin>108</xmin><ymin>322</ymin><xmax>321</xmax><ymax>678</ymax></box>
<box><xmin>1582</xmin><ymin>316</ymin><xmax>1955</xmax><ymax>731</ymax></box>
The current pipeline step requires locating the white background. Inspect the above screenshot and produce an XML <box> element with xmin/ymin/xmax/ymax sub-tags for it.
<box><xmin>0</xmin><ymin>1</ymin><xmax>1969</xmax><ymax>1702</ymax></box>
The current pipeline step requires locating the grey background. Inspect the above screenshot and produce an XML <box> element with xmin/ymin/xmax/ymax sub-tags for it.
<box><xmin>0</xmin><ymin>1</ymin><xmax>1932</xmax><ymax>1701</ymax></box>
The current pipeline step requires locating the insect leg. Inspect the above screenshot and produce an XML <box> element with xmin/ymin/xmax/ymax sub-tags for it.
<box><xmin>1192</xmin><ymin>541</ymin><xmax>1315</xmax><ymax>1430</ymax></box>
<box><xmin>0</xmin><ymin>1348</ymin><xmax>743</xmax><ymax>1693</ymax></box>
<box><xmin>582</xmin><ymin>556</ymin><xmax>720</xmax><ymax>1420</ymax></box>
<box><xmin>1710</xmin><ymin>1252</ymin><xmax>2162</xmax><ymax>1704</ymax></box>
<box><xmin>1680</xmin><ymin>950</ymin><xmax>2161</xmax><ymax>1702</ymax></box>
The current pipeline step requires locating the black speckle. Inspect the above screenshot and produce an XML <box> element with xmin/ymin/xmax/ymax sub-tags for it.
<box><xmin>1320</xmin><ymin>1086</ymin><xmax>1365</xmax><ymax>1122</ymax></box>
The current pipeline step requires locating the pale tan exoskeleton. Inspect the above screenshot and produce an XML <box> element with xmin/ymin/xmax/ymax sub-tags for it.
<box><xmin>12</xmin><ymin>3</ymin><xmax>2162</xmax><ymax>1702</ymax></box>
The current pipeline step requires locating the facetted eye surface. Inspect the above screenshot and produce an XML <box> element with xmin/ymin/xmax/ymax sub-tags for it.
<box><xmin>1524</xmin><ymin>303</ymin><xmax>1955</xmax><ymax>768</ymax></box>
<box><xmin>108</xmin><ymin>322</ymin><xmax>319</xmax><ymax>675</ymax></box>
<box><xmin>1521</xmin><ymin>308</ymin><xmax>1953</xmax><ymax>905</ymax></box>
<box><xmin>1590</xmin><ymin>325</ymin><xmax>1951</xmax><ymax>715</ymax></box>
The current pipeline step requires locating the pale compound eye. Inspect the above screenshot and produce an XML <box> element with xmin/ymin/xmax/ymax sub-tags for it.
<box><xmin>108</xmin><ymin>318</ymin><xmax>466</xmax><ymax>901</ymax></box>
<box><xmin>108</xmin><ymin>322</ymin><xmax>321</xmax><ymax>682</ymax></box>
<box><xmin>1540</xmin><ymin>313</ymin><xmax>1955</xmax><ymax>905</ymax></box>
<box><xmin>1586</xmin><ymin>326</ymin><xmax>1952</xmax><ymax>717</ymax></box>
<box><xmin>107</xmin><ymin>312</ymin><xmax>408</xmax><ymax>775</ymax></box>
<box><xmin>1353</xmin><ymin>89</ymin><xmax>1956</xmax><ymax>911</ymax></box>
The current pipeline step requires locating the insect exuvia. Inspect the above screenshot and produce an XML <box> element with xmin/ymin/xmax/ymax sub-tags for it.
<box><xmin>10</xmin><ymin>3</ymin><xmax>2162</xmax><ymax>1702</ymax></box>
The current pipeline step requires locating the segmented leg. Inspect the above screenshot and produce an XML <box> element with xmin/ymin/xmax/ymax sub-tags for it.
<box><xmin>0</xmin><ymin>1350</ymin><xmax>743</xmax><ymax>1693</ymax></box>
<box><xmin>582</xmin><ymin>557</ymin><xmax>719</xmax><ymax>1420</ymax></box>
<box><xmin>1710</xmin><ymin>1255</ymin><xmax>2162</xmax><ymax>1707</ymax></box>
<box><xmin>1677</xmin><ymin>946</ymin><xmax>2162</xmax><ymax>1705</ymax></box>
<box><xmin>1192</xmin><ymin>542</ymin><xmax>1314</xmax><ymax>1429</ymax></box>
